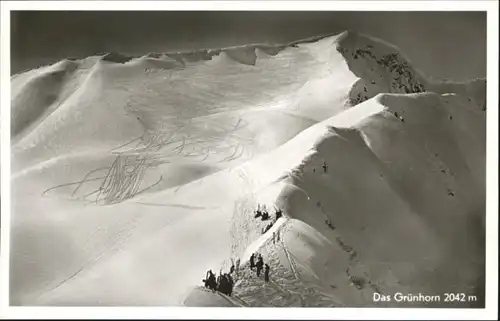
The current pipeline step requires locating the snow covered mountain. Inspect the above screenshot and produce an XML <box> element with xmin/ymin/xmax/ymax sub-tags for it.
<box><xmin>10</xmin><ymin>31</ymin><xmax>486</xmax><ymax>307</ymax></box>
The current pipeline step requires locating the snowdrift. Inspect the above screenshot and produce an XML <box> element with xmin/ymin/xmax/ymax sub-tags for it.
<box><xmin>10</xmin><ymin>31</ymin><xmax>485</xmax><ymax>307</ymax></box>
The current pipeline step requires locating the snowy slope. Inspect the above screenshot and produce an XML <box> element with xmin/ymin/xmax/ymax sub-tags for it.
<box><xmin>226</xmin><ymin>92</ymin><xmax>485</xmax><ymax>308</ymax></box>
<box><xmin>10</xmin><ymin>31</ymin><xmax>485</xmax><ymax>307</ymax></box>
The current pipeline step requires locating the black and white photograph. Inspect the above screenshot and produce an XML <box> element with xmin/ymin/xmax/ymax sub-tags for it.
<box><xmin>0</xmin><ymin>1</ymin><xmax>498</xmax><ymax>319</ymax></box>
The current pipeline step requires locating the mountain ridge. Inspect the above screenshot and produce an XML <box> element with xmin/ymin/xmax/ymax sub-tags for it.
<box><xmin>10</xmin><ymin>30</ymin><xmax>486</xmax><ymax>307</ymax></box>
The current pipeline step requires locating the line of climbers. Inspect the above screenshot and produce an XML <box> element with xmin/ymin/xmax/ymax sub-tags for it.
<box><xmin>200</xmin><ymin>203</ymin><xmax>286</xmax><ymax>297</ymax></box>
<box><xmin>201</xmin><ymin>162</ymin><xmax>337</xmax><ymax>298</ymax></box>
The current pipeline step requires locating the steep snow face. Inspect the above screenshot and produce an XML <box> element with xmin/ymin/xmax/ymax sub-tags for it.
<box><xmin>223</xmin><ymin>91</ymin><xmax>484</xmax><ymax>308</ymax></box>
<box><xmin>10</xmin><ymin>31</ymin><xmax>485</xmax><ymax>307</ymax></box>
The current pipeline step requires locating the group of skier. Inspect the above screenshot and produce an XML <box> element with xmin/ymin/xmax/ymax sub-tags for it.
<box><xmin>255</xmin><ymin>204</ymin><xmax>284</xmax><ymax>235</ymax></box>
<box><xmin>249</xmin><ymin>253</ymin><xmax>270</xmax><ymax>282</ymax></box>
<box><xmin>254</xmin><ymin>204</ymin><xmax>270</xmax><ymax>221</ymax></box>
<box><xmin>198</xmin><ymin>161</ymin><xmax>335</xmax><ymax>299</ymax></box>
<box><xmin>200</xmin><ymin>203</ymin><xmax>286</xmax><ymax>297</ymax></box>
<box><xmin>202</xmin><ymin>265</ymin><xmax>237</xmax><ymax>296</ymax></box>
<box><xmin>202</xmin><ymin>252</ymin><xmax>273</xmax><ymax>297</ymax></box>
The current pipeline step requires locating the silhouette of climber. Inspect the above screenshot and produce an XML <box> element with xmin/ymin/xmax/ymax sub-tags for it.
<box><xmin>272</xmin><ymin>231</ymin><xmax>276</xmax><ymax>244</ymax></box>
<box><xmin>208</xmin><ymin>270</ymin><xmax>217</xmax><ymax>290</ymax></box>
<box><xmin>226</xmin><ymin>273</ymin><xmax>234</xmax><ymax>296</ymax></box>
<box><xmin>216</xmin><ymin>269</ymin><xmax>225</xmax><ymax>291</ymax></box>
<box><xmin>206</xmin><ymin>269</ymin><xmax>211</xmax><ymax>281</ymax></box>
<box><xmin>254</xmin><ymin>205</ymin><xmax>262</xmax><ymax>218</ymax></box>
<box><xmin>216</xmin><ymin>275</ymin><xmax>222</xmax><ymax>292</ymax></box>
<box><xmin>203</xmin><ymin>270</ymin><xmax>211</xmax><ymax>288</ymax></box>
<box><xmin>208</xmin><ymin>270</ymin><xmax>217</xmax><ymax>291</ymax></box>
<box><xmin>224</xmin><ymin>274</ymin><xmax>231</xmax><ymax>295</ymax></box>
<box><xmin>322</xmin><ymin>161</ymin><xmax>328</xmax><ymax>173</ymax></box>
<box><xmin>256</xmin><ymin>255</ymin><xmax>264</xmax><ymax>277</ymax></box>
<box><xmin>218</xmin><ymin>274</ymin><xmax>226</xmax><ymax>294</ymax></box>
<box><xmin>250</xmin><ymin>253</ymin><xmax>255</xmax><ymax>270</ymax></box>
<box><xmin>264</xmin><ymin>264</ymin><xmax>270</xmax><ymax>283</ymax></box>
<box><xmin>275</xmin><ymin>208</ymin><xmax>283</xmax><ymax>220</ymax></box>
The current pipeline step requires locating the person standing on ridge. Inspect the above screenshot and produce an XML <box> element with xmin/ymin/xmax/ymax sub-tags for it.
<box><xmin>216</xmin><ymin>270</ymin><xmax>222</xmax><ymax>291</ymax></box>
<box><xmin>264</xmin><ymin>264</ymin><xmax>270</xmax><ymax>283</ymax></box>
<box><xmin>203</xmin><ymin>270</ymin><xmax>211</xmax><ymax>288</ymax></box>
<box><xmin>229</xmin><ymin>259</ymin><xmax>235</xmax><ymax>274</ymax></box>
<box><xmin>250</xmin><ymin>253</ymin><xmax>255</xmax><ymax>270</ymax></box>
<box><xmin>254</xmin><ymin>204</ymin><xmax>262</xmax><ymax>218</ymax></box>
<box><xmin>208</xmin><ymin>270</ymin><xmax>217</xmax><ymax>291</ymax></box>
<box><xmin>275</xmin><ymin>208</ymin><xmax>283</xmax><ymax>220</ymax></box>
<box><xmin>256</xmin><ymin>255</ymin><xmax>264</xmax><ymax>277</ymax></box>
<box><xmin>262</xmin><ymin>210</ymin><xmax>269</xmax><ymax>221</ymax></box>
<box><xmin>218</xmin><ymin>274</ymin><xmax>226</xmax><ymax>294</ymax></box>
<box><xmin>323</xmin><ymin>161</ymin><xmax>328</xmax><ymax>173</ymax></box>
<box><xmin>227</xmin><ymin>273</ymin><xmax>234</xmax><ymax>296</ymax></box>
